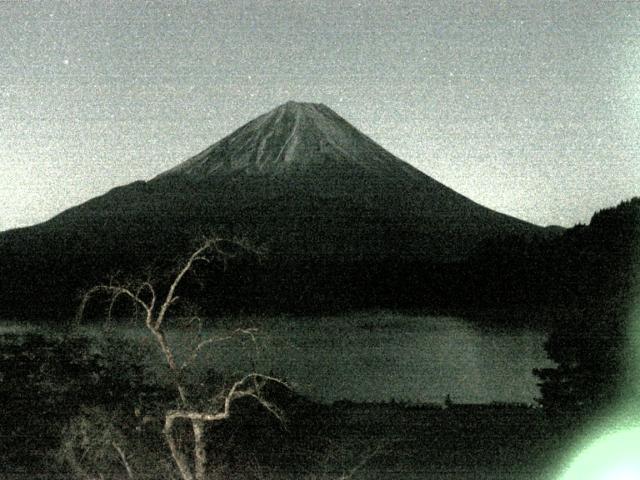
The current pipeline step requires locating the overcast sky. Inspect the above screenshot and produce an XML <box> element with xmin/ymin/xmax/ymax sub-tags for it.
<box><xmin>1</xmin><ymin>0</ymin><xmax>639</xmax><ymax>230</ymax></box>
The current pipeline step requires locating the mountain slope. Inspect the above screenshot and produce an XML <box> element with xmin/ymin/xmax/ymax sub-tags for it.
<box><xmin>42</xmin><ymin>101</ymin><xmax>540</xmax><ymax>258</ymax></box>
<box><xmin>0</xmin><ymin>101</ymin><xmax>547</xmax><ymax>317</ymax></box>
<box><xmin>157</xmin><ymin>101</ymin><xmax>428</xmax><ymax>181</ymax></box>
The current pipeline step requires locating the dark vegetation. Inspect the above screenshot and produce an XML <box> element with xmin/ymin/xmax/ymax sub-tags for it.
<box><xmin>1</xmin><ymin>198</ymin><xmax>636</xmax><ymax>321</ymax></box>
<box><xmin>0</xmin><ymin>332</ymin><xmax>301</xmax><ymax>478</ymax></box>
<box><xmin>466</xmin><ymin>198</ymin><xmax>639</xmax><ymax>311</ymax></box>
<box><xmin>531</xmin><ymin>198</ymin><xmax>639</xmax><ymax>427</ymax></box>
<box><xmin>0</xmin><ymin>198</ymin><xmax>637</xmax><ymax>477</ymax></box>
<box><xmin>0</xmin><ymin>332</ymin><xmax>561</xmax><ymax>479</ymax></box>
<box><xmin>0</xmin><ymin>333</ymin><xmax>171</xmax><ymax>476</ymax></box>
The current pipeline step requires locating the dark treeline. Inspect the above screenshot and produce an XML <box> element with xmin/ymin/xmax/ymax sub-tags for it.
<box><xmin>530</xmin><ymin>198</ymin><xmax>639</xmax><ymax>424</ymax></box>
<box><xmin>0</xmin><ymin>199</ymin><xmax>638</xmax><ymax>322</ymax></box>
<box><xmin>466</xmin><ymin>198</ymin><xmax>639</xmax><ymax>310</ymax></box>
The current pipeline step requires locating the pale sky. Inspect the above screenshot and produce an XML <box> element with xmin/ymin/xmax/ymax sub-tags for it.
<box><xmin>1</xmin><ymin>0</ymin><xmax>639</xmax><ymax>230</ymax></box>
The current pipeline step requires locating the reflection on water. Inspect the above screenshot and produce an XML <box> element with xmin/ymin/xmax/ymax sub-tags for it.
<box><xmin>2</xmin><ymin>312</ymin><xmax>552</xmax><ymax>404</ymax></box>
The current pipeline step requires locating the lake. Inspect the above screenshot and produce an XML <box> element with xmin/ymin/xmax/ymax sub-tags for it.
<box><xmin>1</xmin><ymin>312</ymin><xmax>553</xmax><ymax>405</ymax></box>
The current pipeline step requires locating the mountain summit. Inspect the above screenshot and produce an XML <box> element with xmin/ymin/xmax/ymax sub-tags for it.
<box><xmin>157</xmin><ymin>102</ymin><xmax>424</xmax><ymax>193</ymax></box>
<box><xmin>0</xmin><ymin>102</ymin><xmax>547</xmax><ymax>316</ymax></box>
<box><xmin>158</xmin><ymin>101</ymin><xmax>422</xmax><ymax>181</ymax></box>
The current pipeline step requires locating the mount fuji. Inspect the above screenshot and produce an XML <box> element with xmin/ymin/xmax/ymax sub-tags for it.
<box><xmin>0</xmin><ymin>101</ymin><xmax>546</xmax><ymax>316</ymax></box>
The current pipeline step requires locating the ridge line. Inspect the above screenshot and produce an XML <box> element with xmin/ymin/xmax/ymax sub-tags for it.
<box><xmin>273</xmin><ymin>106</ymin><xmax>301</xmax><ymax>165</ymax></box>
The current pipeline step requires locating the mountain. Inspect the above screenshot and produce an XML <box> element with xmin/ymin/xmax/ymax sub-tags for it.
<box><xmin>0</xmin><ymin>101</ymin><xmax>548</xmax><ymax>317</ymax></box>
<box><xmin>40</xmin><ymin>101</ymin><xmax>541</xmax><ymax>258</ymax></box>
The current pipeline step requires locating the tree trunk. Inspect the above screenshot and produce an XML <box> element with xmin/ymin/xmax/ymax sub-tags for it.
<box><xmin>192</xmin><ymin>420</ymin><xmax>207</xmax><ymax>480</ymax></box>
<box><xmin>164</xmin><ymin>416</ymin><xmax>195</xmax><ymax>480</ymax></box>
<box><xmin>150</xmin><ymin>327</ymin><xmax>189</xmax><ymax>405</ymax></box>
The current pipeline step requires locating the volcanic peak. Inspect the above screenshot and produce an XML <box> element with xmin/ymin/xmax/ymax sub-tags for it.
<box><xmin>155</xmin><ymin>101</ymin><xmax>420</xmax><ymax>181</ymax></box>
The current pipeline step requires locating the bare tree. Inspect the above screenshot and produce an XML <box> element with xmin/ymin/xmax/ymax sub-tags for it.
<box><xmin>77</xmin><ymin>236</ymin><xmax>287</xmax><ymax>480</ymax></box>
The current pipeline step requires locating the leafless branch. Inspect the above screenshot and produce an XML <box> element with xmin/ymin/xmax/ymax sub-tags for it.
<box><xmin>180</xmin><ymin>335</ymin><xmax>233</xmax><ymax>371</ymax></box>
<box><xmin>163</xmin><ymin>375</ymin><xmax>288</xmax><ymax>429</ymax></box>
<box><xmin>76</xmin><ymin>235</ymin><xmax>273</xmax><ymax>480</ymax></box>
<box><xmin>155</xmin><ymin>236</ymin><xmax>224</xmax><ymax>330</ymax></box>
<box><xmin>112</xmin><ymin>441</ymin><xmax>135</xmax><ymax>480</ymax></box>
<box><xmin>77</xmin><ymin>284</ymin><xmax>152</xmax><ymax>326</ymax></box>
<box><xmin>136</xmin><ymin>280</ymin><xmax>157</xmax><ymax>313</ymax></box>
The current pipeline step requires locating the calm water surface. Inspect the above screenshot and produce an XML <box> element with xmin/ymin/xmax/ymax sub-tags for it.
<box><xmin>2</xmin><ymin>312</ymin><xmax>552</xmax><ymax>404</ymax></box>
